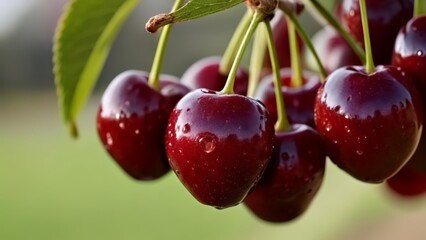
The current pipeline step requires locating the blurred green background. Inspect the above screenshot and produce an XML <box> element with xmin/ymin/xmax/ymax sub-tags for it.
<box><xmin>1</xmin><ymin>1</ymin><xmax>426</xmax><ymax>239</ymax></box>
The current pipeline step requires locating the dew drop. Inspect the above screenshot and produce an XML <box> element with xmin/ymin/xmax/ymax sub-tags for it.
<box><xmin>333</xmin><ymin>105</ymin><xmax>341</xmax><ymax>112</ymax></box>
<box><xmin>417</xmin><ymin>50</ymin><xmax>423</xmax><ymax>57</ymax></box>
<box><xmin>175</xmin><ymin>170</ymin><xmax>181</xmax><ymax>176</ymax></box>
<box><xmin>106</xmin><ymin>132</ymin><xmax>113</xmax><ymax>146</ymax></box>
<box><xmin>119</xmin><ymin>122</ymin><xmax>125</xmax><ymax>129</ymax></box>
<box><xmin>356</xmin><ymin>149</ymin><xmax>364</xmax><ymax>156</ymax></box>
<box><xmin>135</xmin><ymin>129</ymin><xmax>140</xmax><ymax>135</ymax></box>
<box><xmin>182</xmin><ymin>124</ymin><xmax>191</xmax><ymax>133</ymax></box>
<box><xmin>198</xmin><ymin>135</ymin><xmax>217</xmax><ymax>153</ymax></box>
<box><xmin>325</xmin><ymin>123</ymin><xmax>333</xmax><ymax>132</ymax></box>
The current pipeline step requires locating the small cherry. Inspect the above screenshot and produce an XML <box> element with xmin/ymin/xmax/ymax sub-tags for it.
<box><xmin>180</xmin><ymin>56</ymin><xmax>249</xmax><ymax>95</ymax></box>
<box><xmin>255</xmin><ymin>69</ymin><xmax>321</xmax><ymax>128</ymax></box>
<box><xmin>245</xmin><ymin>18</ymin><xmax>326</xmax><ymax>223</ymax></box>
<box><xmin>340</xmin><ymin>0</ymin><xmax>414</xmax><ymax>65</ymax></box>
<box><xmin>386</xmin><ymin>134</ymin><xmax>426</xmax><ymax>197</ymax></box>
<box><xmin>305</xmin><ymin>26</ymin><xmax>361</xmax><ymax>74</ymax></box>
<box><xmin>314</xmin><ymin>0</ymin><xmax>423</xmax><ymax>183</ymax></box>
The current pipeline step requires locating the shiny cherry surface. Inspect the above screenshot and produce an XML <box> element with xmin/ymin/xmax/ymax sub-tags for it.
<box><xmin>97</xmin><ymin>70</ymin><xmax>190</xmax><ymax>180</ymax></box>
<box><xmin>165</xmin><ymin>89</ymin><xmax>275</xmax><ymax>208</ymax></box>
<box><xmin>244</xmin><ymin>124</ymin><xmax>326</xmax><ymax>222</ymax></box>
<box><xmin>314</xmin><ymin>65</ymin><xmax>423</xmax><ymax>183</ymax></box>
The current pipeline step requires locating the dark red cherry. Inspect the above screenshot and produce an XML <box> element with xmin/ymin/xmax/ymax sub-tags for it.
<box><xmin>305</xmin><ymin>26</ymin><xmax>361</xmax><ymax>74</ymax></box>
<box><xmin>386</xmin><ymin>131</ymin><xmax>426</xmax><ymax>197</ymax></box>
<box><xmin>180</xmin><ymin>56</ymin><xmax>249</xmax><ymax>95</ymax></box>
<box><xmin>263</xmin><ymin>11</ymin><xmax>303</xmax><ymax>73</ymax></box>
<box><xmin>340</xmin><ymin>0</ymin><xmax>413</xmax><ymax>65</ymax></box>
<box><xmin>392</xmin><ymin>16</ymin><xmax>426</xmax><ymax>107</ymax></box>
<box><xmin>97</xmin><ymin>70</ymin><xmax>190</xmax><ymax>180</ymax></box>
<box><xmin>314</xmin><ymin>65</ymin><xmax>423</xmax><ymax>183</ymax></box>
<box><xmin>255</xmin><ymin>68</ymin><xmax>321</xmax><ymax>128</ymax></box>
<box><xmin>244</xmin><ymin>124</ymin><xmax>326</xmax><ymax>222</ymax></box>
<box><xmin>165</xmin><ymin>89</ymin><xmax>275</xmax><ymax>208</ymax></box>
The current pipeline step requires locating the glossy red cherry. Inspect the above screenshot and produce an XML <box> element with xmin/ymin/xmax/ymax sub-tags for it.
<box><xmin>392</xmin><ymin>16</ymin><xmax>426</xmax><ymax>107</ymax></box>
<box><xmin>244</xmin><ymin>124</ymin><xmax>326</xmax><ymax>222</ymax></box>
<box><xmin>305</xmin><ymin>26</ymin><xmax>361</xmax><ymax>74</ymax></box>
<box><xmin>386</xmin><ymin>127</ymin><xmax>426</xmax><ymax>197</ymax></box>
<box><xmin>180</xmin><ymin>56</ymin><xmax>249</xmax><ymax>95</ymax></box>
<box><xmin>255</xmin><ymin>68</ymin><xmax>321</xmax><ymax>128</ymax></box>
<box><xmin>314</xmin><ymin>65</ymin><xmax>423</xmax><ymax>183</ymax></box>
<box><xmin>97</xmin><ymin>70</ymin><xmax>190</xmax><ymax>180</ymax></box>
<box><xmin>165</xmin><ymin>89</ymin><xmax>275</xmax><ymax>208</ymax></box>
<box><xmin>340</xmin><ymin>0</ymin><xmax>413</xmax><ymax>65</ymax></box>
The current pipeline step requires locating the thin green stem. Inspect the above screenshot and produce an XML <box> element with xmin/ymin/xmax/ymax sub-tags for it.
<box><xmin>148</xmin><ymin>0</ymin><xmax>184</xmax><ymax>91</ymax></box>
<box><xmin>285</xmin><ymin>12</ymin><xmax>327</xmax><ymax>81</ymax></box>
<box><xmin>308</xmin><ymin>0</ymin><xmax>366</xmax><ymax>65</ymax></box>
<box><xmin>247</xmin><ymin>24</ymin><xmax>267</xmax><ymax>97</ymax></box>
<box><xmin>414</xmin><ymin>0</ymin><xmax>424</xmax><ymax>18</ymax></box>
<box><xmin>286</xmin><ymin>16</ymin><xmax>303</xmax><ymax>87</ymax></box>
<box><xmin>219</xmin><ymin>9</ymin><xmax>252</xmax><ymax>75</ymax></box>
<box><xmin>359</xmin><ymin>0</ymin><xmax>375</xmax><ymax>74</ymax></box>
<box><xmin>220</xmin><ymin>11</ymin><xmax>263</xmax><ymax>95</ymax></box>
<box><xmin>264</xmin><ymin>20</ymin><xmax>291</xmax><ymax>132</ymax></box>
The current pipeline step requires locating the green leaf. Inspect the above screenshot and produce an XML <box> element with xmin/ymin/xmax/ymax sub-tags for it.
<box><xmin>145</xmin><ymin>0</ymin><xmax>245</xmax><ymax>32</ymax></box>
<box><xmin>173</xmin><ymin>0</ymin><xmax>245</xmax><ymax>21</ymax></box>
<box><xmin>53</xmin><ymin>0</ymin><xmax>140</xmax><ymax>137</ymax></box>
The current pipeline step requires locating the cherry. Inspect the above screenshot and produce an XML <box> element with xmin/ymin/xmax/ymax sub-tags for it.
<box><xmin>392</xmin><ymin>15</ymin><xmax>426</xmax><ymax>107</ymax></box>
<box><xmin>255</xmin><ymin>68</ymin><xmax>321</xmax><ymax>128</ymax></box>
<box><xmin>165</xmin><ymin>89</ymin><xmax>275</xmax><ymax>208</ymax></box>
<box><xmin>263</xmin><ymin>12</ymin><xmax>303</xmax><ymax>73</ymax></box>
<box><xmin>340</xmin><ymin>0</ymin><xmax>414</xmax><ymax>65</ymax></box>
<box><xmin>244</xmin><ymin>124</ymin><xmax>326</xmax><ymax>222</ymax></box>
<box><xmin>306</xmin><ymin>26</ymin><xmax>361</xmax><ymax>74</ymax></box>
<box><xmin>180</xmin><ymin>56</ymin><xmax>249</xmax><ymax>95</ymax></box>
<box><xmin>386</xmin><ymin>137</ymin><xmax>426</xmax><ymax>197</ymax></box>
<box><xmin>314</xmin><ymin>65</ymin><xmax>423</xmax><ymax>183</ymax></box>
<box><xmin>97</xmin><ymin>70</ymin><xmax>190</xmax><ymax>180</ymax></box>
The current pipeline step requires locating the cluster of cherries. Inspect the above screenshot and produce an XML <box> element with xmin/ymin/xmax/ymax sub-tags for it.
<box><xmin>96</xmin><ymin>0</ymin><xmax>426</xmax><ymax>223</ymax></box>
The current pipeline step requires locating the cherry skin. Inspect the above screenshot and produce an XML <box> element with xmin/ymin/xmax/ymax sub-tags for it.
<box><xmin>180</xmin><ymin>56</ymin><xmax>249</xmax><ymax>95</ymax></box>
<box><xmin>392</xmin><ymin>16</ymin><xmax>426</xmax><ymax>108</ymax></box>
<box><xmin>314</xmin><ymin>65</ymin><xmax>423</xmax><ymax>183</ymax></box>
<box><xmin>97</xmin><ymin>70</ymin><xmax>191</xmax><ymax>180</ymax></box>
<box><xmin>255</xmin><ymin>68</ymin><xmax>321</xmax><ymax>128</ymax></box>
<box><xmin>244</xmin><ymin>124</ymin><xmax>326</xmax><ymax>222</ymax></box>
<box><xmin>387</xmin><ymin>16</ymin><xmax>426</xmax><ymax>197</ymax></box>
<box><xmin>386</xmin><ymin>129</ymin><xmax>426</xmax><ymax>197</ymax></box>
<box><xmin>340</xmin><ymin>0</ymin><xmax>413</xmax><ymax>65</ymax></box>
<box><xmin>305</xmin><ymin>26</ymin><xmax>361</xmax><ymax>74</ymax></box>
<box><xmin>165</xmin><ymin>89</ymin><xmax>275</xmax><ymax>209</ymax></box>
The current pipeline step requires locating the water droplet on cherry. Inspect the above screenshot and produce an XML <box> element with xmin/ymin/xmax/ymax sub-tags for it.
<box><xmin>198</xmin><ymin>134</ymin><xmax>217</xmax><ymax>153</ymax></box>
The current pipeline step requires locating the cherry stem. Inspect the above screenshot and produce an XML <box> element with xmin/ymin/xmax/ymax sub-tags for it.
<box><xmin>282</xmin><ymin>8</ymin><xmax>327</xmax><ymax>81</ymax></box>
<box><xmin>286</xmin><ymin>15</ymin><xmax>303</xmax><ymax>87</ymax></box>
<box><xmin>359</xmin><ymin>0</ymin><xmax>375</xmax><ymax>74</ymax></box>
<box><xmin>264</xmin><ymin>19</ymin><xmax>291</xmax><ymax>132</ymax></box>
<box><xmin>307</xmin><ymin>0</ymin><xmax>366</xmax><ymax>65</ymax></box>
<box><xmin>247</xmin><ymin>24</ymin><xmax>267</xmax><ymax>97</ymax></box>
<box><xmin>220</xmin><ymin>9</ymin><xmax>252</xmax><ymax>75</ymax></box>
<box><xmin>220</xmin><ymin>11</ymin><xmax>263</xmax><ymax>95</ymax></box>
<box><xmin>414</xmin><ymin>0</ymin><xmax>424</xmax><ymax>18</ymax></box>
<box><xmin>148</xmin><ymin>0</ymin><xmax>184</xmax><ymax>91</ymax></box>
